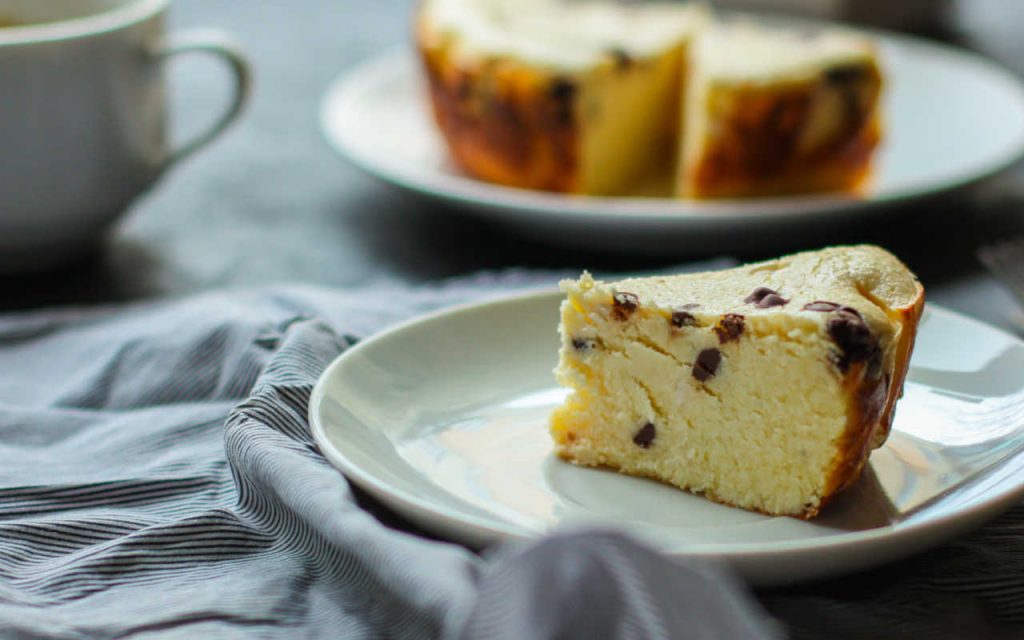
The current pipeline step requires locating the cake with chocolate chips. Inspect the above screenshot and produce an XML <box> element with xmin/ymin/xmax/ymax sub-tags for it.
<box><xmin>679</xmin><ymin>23</ymin><xmax>884</xmax><ymax>198</ymax></box>
<box><xmin>550</xmin><ymin>246</ymin><xmax>923</xmax><ymax>518</ymax></box>
<box><xmin>416</xmin><ymin>0</ymin><xmax>709</xmax><ymax>195</ymax></box>
<box><xmin>417</xmin><ymin>1</ymin><xmax>886</xmax><ymax>199</ymax></box>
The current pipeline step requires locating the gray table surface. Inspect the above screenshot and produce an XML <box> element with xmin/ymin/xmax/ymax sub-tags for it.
<box><xmin>2</xmin><ymin>0</ymin><xmax>1024</xmax><ymax>633</ymax></box>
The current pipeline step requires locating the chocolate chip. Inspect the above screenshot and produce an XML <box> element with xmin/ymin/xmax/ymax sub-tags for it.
<box><xmin>612</xmin><ymin>292</ymin><xmax>639</xmax><ymax>320</ymax></box>
<box><xmin>607</xmin><ymin>47</ymin><xmax>633</xmax><ymax>70</ymax></box>
<box><xmin>549</xmin><ymin>77</ymin><xmax>577</xmax><ymax>101</ymax></box>
<box><xmin>825</xmin><ymin>64</ymin><xmax>868</xmax><ymax>85</ymax></box>
<box><xmin>692</xmin><ymin>348</ymin><xmax>722</xmax><ymax>382</ymax></box>
<box><xmin>549</xmin><ymin>77</ymin><xmax>577</xmax><ymax>125</ymax></box>
<box><xmin>614</xmin><ymin>292</ymin><xmax>639</xmax><ymax>308</ymax></box>
<box><xmin>827</xmin><ymin>307</ymin><xmax>880</xmax><ymax>372</ymax></box>
<box><xmin>671</xmin><ymin>311</ymin><xmax>695</xmax><ymax>328</ymax></box>
<box><xmin>803</xmin><ymin>301</ymin><xmax>841</xmax><ymax>312</ymax></box>
<box><xmin>714</xmin><ymin>314</ymin><xmax>745</xmax><ymax>343</ymax></box>
<box><xmin>571</xmin><ymin>337</ymin><xmax>595</xmax><ymax>352</ymax></box>
<box><xmin>744</xmin><ymin>287</ymin><xmax>773</xmax><ymax>304</ymax></box>
<box><xmin>804</xmin><ymin>302</ymin><xmax>884</xmax><ymax>373</ymax></box>
<box><xmin>838</xmin><ymin>305</ymin><xmax>864</xmax><ymax>320</ymax></box>
<box><xmin>671</xmin><ymin>304</ymin><xmax>699</xmax><ymax>328</ymax></box>
<box><xmin>633</xmin><ymin>422</ymin><xmax>656</xmax><ymax>448</ymax></box>
<box><xmin>745</xmin><ymin>287</ymin><xmax>789</xmax><ymax>308</ymax></box>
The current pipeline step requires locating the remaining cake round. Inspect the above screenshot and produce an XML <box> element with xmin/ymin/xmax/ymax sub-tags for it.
<box><xmin>549</xmin><ymin>245</ymin><xmax>924</xmax><ymax>518</ymax></box>
<box><xmin>680</xmin><ymin>22</ymin><xmax>885</xmax><ymax>198</ymax></box>
<box><xmin>416</xmin><ymin>0</ymin><xmax>886</xmax><ymax>199</ymax></box>
<box><xmin>416</xmin><ymin>0</ymin><xmax>709</xmax><ymax>195</ymax></box>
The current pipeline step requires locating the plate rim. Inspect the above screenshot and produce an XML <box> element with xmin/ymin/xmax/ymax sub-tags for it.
<box><xmin>320</xmin><ymin>26</ymin><xmax>1024</xmax><ymax>225</ymax></box>
<box><xmin>309</xmin><ymin>289</ymin><xmax>1024</xmax><ymax>561</ymax></box>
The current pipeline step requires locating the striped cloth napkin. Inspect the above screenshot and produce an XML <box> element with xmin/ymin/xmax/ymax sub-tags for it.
<box><xmin>0</xmin><ymin>273</ymin><xmax>779</xmax><ymax>639</ymax></box>
<box><xmin>0</xmin><ymin>272</ymin><xmax>1020</xmax><ymax>639</ymax></box>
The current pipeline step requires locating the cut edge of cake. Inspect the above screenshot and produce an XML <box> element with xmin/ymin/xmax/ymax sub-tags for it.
<box><xmin>549</xmin><ymin>245</ymin><xmax>924</xmax><ymax>518</ymax></box>
<box><xmin>415</xmin><ymin>0</ymin><xmax>710</xmax><ymax>195</ymax></box>
<box><xmin>679</xmin><ymin>21</ymin><xmax>885</xmax><ymax>198</ymax></box>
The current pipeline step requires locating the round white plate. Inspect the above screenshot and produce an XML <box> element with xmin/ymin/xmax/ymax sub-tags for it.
<box><xmin>321</xmin><ymin>33</ymin><xmax>1024</xmax><ymax>251</ymax></box>
<box><xmin>310</xmin><ymin>291</ymin><xmax>1024</xmax><ymax>586</ymax></box>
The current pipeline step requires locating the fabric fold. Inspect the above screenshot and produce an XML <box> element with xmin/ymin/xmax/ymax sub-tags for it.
<box><xmin>0</xmin><ymin>276</ymin><xmax>779</xmax><ymax>638</ymax></box>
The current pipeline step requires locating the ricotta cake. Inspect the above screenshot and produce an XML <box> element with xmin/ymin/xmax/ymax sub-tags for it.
<box><xmin>550</xmin><ymin>246</ymin><xmax>923</xmax><ymax>518</ymax></box>
<box><xmin>416</xmin><ymin>0</ymin><xmax>709</xmax><ymax>195</ymax></box>
<box><xmin>679</xmin><ymin>23</ymin><xmax>885</xmax><ymax>198</ymax></box>
<box><xmin>417</xmin><ymin>2</ymin><xmax>886</xmax><ymax>199</ymax></box>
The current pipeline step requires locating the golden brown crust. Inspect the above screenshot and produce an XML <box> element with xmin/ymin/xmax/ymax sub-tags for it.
<box><xmin>685</xmin><ymin>64</ymin><xmax>884</xmax><ymax>199</ymax></box>
<box><xmin>813</xmin><ymin>361</ymin><xmax>888</xmax><ymax>518</ymax></box>
<box><xmin>817</xmin><ymin>280</ymin><xmax>925</xmax><ymax>517</ymax></box>
<box><xmin>416</xmin><ymin>18</ymin><xmax>582</xmax><ymax>192</ymax></box>
<box><xmin>873</xmin><ymin>280</ymin><xmax>926</xmax><ymax>445</ymax></box>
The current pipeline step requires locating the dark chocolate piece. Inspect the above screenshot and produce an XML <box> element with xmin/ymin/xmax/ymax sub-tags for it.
<box><xmin>744</xmin><ymin>287</ymin><xmax>774</xmax><ymax>304</ymax></box>
<box><xmin>549</xmin><ymin>77</ymin><xmax>577</xmax><ymax>101</ymax></box>
<box><xmin>549</xmin><ymin>77</ymin><xmax>577</xmax><ymax>125</ymax></box>
<box><xmin>612</xmin><ymin>292</ymin><xmax>640</xmax><ymax>320</ymax></box>
<box><xmin>759</xmin><ymin>294</ymin><xmax>788</xmax><ymax>308</ymax></box>
<box><xmin>825</xmin><ymin>64</ymin><xmax>868</xmax><ymax>85</ymax></box>
<box><xmin>633</xmin><ymin>422</ymin><xmax>656</xmax><ymax>449</ymax></box>
<box><xmin>571</xmin><ymin>338</ymin><xmax>595</xmax><ymax>352</ymax></box>
<box><xmin>745</xmin><ymin>287</ymin><xmax>789</xmax><ymax>308</ymax></box>
<box><xmin>692</xmin><ymin>348</ymin><xmax>722</xmax><ymax>382</ymax></box>
<box><xmin>671</xmin><ymin>304</ymin><xmax>700</xmax><ymax>328</ymax></box>
<box><xmin>803</xmin><ymin>301</ymin><xmax>841</xmax><ymax>312</ymax></box>
<box><xmin>827</xmin><ymin>307</ymin><xmax>880</xmax><ymax>372</ymax></box>
<box><xmin>714</xmin><ymin>314</ymin><xmax>745</xmax><ymax>343</ymax></box>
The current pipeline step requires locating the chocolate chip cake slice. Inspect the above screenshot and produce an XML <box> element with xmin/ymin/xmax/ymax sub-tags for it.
<box><xmin>550</xmin><ymin>246</ymin><xmax>924</xmax><ymax>518</ymax></box>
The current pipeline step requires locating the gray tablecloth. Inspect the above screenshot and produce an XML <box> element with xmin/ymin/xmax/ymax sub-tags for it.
<box><xmin>3</xmin><ymin>271</ymin><xmax>1024</xmax><ymax>639</ymax></box>
<box><xmin>0</xmin><ymin>273</ymin><xmax>786</xmax><ymax>639</ymax></box>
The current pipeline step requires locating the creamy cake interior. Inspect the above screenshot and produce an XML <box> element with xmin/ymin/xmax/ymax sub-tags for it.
<box><xmin>550</xmin><ymin>246</ymin><xmax>923</xmax><ymax>518</ymax></box>
<box><xmin>680</xmin><ymin>22</ymin><xmax>885</xmax><ymax>197</ymax></box>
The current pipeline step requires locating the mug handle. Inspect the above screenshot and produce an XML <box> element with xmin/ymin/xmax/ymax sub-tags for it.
<box><xmin>153</xmin><ymin>30</ymin><xmax>253</xmax><ymax>168</ymax></box>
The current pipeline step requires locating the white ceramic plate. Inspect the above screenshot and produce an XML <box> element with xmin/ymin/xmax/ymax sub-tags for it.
<box><xmin>310</xmin><ymin>291</ymin><xmax>1024</xmax><ymax>586</ymax></box>
<box><xmin>321</xmin><ymin>32</ymin><xmax>1024</xmax><ymax>252</ymax></box>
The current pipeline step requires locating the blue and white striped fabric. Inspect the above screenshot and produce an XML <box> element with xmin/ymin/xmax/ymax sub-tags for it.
<box><xmin>0</xmin><ymin>276</ymin><xmax>779</xmax><ymax>639</ymax></box>
<box><xmin>1</xmin><ymin>274</ymin><xmax>1021</xmax><ymax>639</ymax></box>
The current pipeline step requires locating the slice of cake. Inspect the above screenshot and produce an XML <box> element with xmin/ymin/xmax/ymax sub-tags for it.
<box><xmin>679</xmin><ymin>23</ymin><xmax>884</xmax><ymax>198</ymax></box>
<box><xmin>550</xmin><ymin>246</ymin><xmax>923</xmax><ymax>518</ymax></box>
<box><xmin>416</xmin><ymin>0</ymin><xmax>709</xmax><ymax>195</ymax></box>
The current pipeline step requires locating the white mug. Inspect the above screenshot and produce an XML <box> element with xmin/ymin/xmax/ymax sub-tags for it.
<box><xmin>0</xmin><ymin>0</ymin><xmax>251</xmax><ymax>272</ymax></box>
